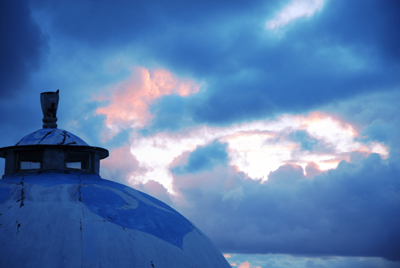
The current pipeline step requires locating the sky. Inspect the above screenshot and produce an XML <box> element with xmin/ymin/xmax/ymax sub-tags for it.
<box><xmin>1</xmin><ymin>0</ymin><xmax>400</xmax><ymax>267</ymax></box>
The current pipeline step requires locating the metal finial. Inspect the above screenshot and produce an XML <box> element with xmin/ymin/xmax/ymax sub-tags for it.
<box><xmin>40</xmin><ymin>89</ymin><xmax>59</xmax><ymax>128</ymax></box>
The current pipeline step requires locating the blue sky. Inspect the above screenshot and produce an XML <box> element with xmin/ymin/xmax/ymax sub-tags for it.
<box><xmin>1</xmin><ymin>0</ymin><xmax>400</xmax><ymax>267</ymax></box>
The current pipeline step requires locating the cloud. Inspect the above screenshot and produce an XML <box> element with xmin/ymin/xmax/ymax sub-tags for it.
<box><xmin>133</xmin><ymin>180</ymin><xmax>173</xmax><ymax>206</ymax></box>
<box><xmin>0</xmin><ymin>0</ymin><xmax>47</xmax><ymax>97</ymax></box>
<box><xmin>31</xmin><ymin>0</ymin><xmax>263</xmax><ymax>47</ymax></box>
<box><xmin>305</xmin><ymin>162</ymin><xmax>323</xmax><ymax>178</ymax></box>
<box><xmin>95</xmin><ymin>67</ymin><xmax>199</xmax><ymax>136</ymax></box>
<box><xmin>120</xmin><ymin>112</ymin><xmax>387</xmax><ymax>193</ymax></box>
<box><xmin>5</xmin><ymin>1</ymin><xmax>398</xmax><ymax>264</ymax></box>
<box><xmin>28</xmin><ymin>0</ymin><xmax>400</xmax><ymax>129</ymax></box>
<box><xmin>288</xmin><ymin>130</ymin><xmax>332</xmax><ymax>153</ymax></box>
<box><xmin>145</xmin><ymin>1</ymin><xmax>400</xmax><ymax>126</ymax></box>
<box><xmin>171</xmin><ymin>141</ymin><xmax>228</xmax><ymax>174</ymax></box>
<box><xmin>121</xmin><ymin>97</ymin><xmax>399</xmax><ymax>261</ymax></box>
<box><xmin>224</xmin><ymin>254</ymin><xmax>400</xmax><ymax>268</ymax></box>
<box><xmin>322</xmin><ymin>89</ymin><xmax>400</xmax><ymax>165</ymax></box>
<box><xmin>316</xmin><ymin>0</ymin><xmax>400</xmax><ymax>62</ymax></box>
<box><xmin>172</xmin><ymin>153</ymin><xmax>400</xmax><ymax>261</ymax></box>
<box><xmin>238</xmin><ymin>261</ymin><xmax>251</xmax><ymax>268</ymax></box>
<box><xmin>266</xmin><ymin>0</ymin><xmax>326</xmax><ymax>30</ymax></box>
<box><xmin>100</xmin><ymin>144</ymin><xmax>147</xmax><ymax>185</ymax></box>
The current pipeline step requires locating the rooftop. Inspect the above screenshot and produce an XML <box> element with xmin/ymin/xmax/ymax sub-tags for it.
<box><xmin>16</xmin><ymin>128</ymin><xmax>88</xmax><ymax>146</ymax></box>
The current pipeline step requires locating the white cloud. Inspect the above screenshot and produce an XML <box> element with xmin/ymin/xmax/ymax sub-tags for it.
<box><xmin>266</xmin><ymin>0</ymin><xmax>325</xmax><ymax>30</ymax></box>
<box><xmin>123</xmin><ymin>112</ymin><xmax>387</xmax><ymax>193</ymax></box>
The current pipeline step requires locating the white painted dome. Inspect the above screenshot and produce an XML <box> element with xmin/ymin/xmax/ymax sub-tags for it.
<box><xmin>16</xmin><ymin>128</ymin><xmax>88</xmax><ymax>146</ymax></box>
<box><xmin>0</xmin><ymin>172</ymin><xmax>230</xmax><ymax>267</ymax></box>
<box><xmin>0</xmin><ymin>90</ymin><xmax>230</xmax><ymax>267</ymax></box>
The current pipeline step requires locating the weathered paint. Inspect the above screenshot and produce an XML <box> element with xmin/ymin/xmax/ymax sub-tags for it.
<box><xmin>0</xmin><ymin>172</ymin><xmax>230</xmax><ymax>268</ymax></box>
<box><xmin>16</xmin><ymin>128</ymin><xmax>88</xmax><ymax>146</ymax></box>
<box><xmin>81</xmin><ymin>185</ymin><xmax>193</xmax><ymax>249</ymax></box>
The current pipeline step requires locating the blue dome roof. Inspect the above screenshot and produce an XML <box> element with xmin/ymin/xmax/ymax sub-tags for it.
<box><xmin>0</xmin><ymin>172</ymin><xmax>230</xmax><ymax>268</ymax></box>
<box><xmin>16</xmin><ymin>128</ymin><xmax>88</xmax><ymax>146</ymax></box>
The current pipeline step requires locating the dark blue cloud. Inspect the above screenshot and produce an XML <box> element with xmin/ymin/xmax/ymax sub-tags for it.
<box><xmin>171</xmin><ymin>140</ymin><xmax>228</xmax><ymax>174</ymax></box>
<box><xmin>28</xmin><ymin>0</ymin><xmax>400</xmax><ymax>128</ymax></box>
<box><xmin>0</xmin><ymin>0</ymin><xmax>47</xmax><ymax>98</ymax></box>
<box><xmin>119</xmin><ymin>0</ymin><xmax>400</xmax><ymax>129</ymax></box>
<box><xmin>149</xmin><ymin>0</ymin><xmax>400</xmax><ymax>126</ymax></box>
<box><xmin>313</xmin><ymin>0</ymin><xmax>400</xmax><ymax>61</ymax></box>
<box><xmin>31</xmin><ymin>0</ymin><xmax>265</xmax><ymax>49</ymax></box>
<box><xmin>174</xmin><ymin>153</ymin><xmax>400</xmax><ymax>261</ymax></box>
<box><xmin>0</xmin><ymin>1</ymin><xmax>49</xmax><ymax>156</ymax></box>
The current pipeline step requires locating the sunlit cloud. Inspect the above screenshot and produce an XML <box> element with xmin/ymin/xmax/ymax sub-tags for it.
<box><xmin>266</xmin><ymin>0</ymin><xmax>325</xmax><ymax>30</ymax></box>
<box><xmin>95</xmin><ymin>67</ymin><xmax>200</xmax><ymax>138</ymax></box>
<box><xmin>222</xmin><ymin>254</ymin><xmax>397</xmax><ymax>268</ymax></box>
<box><xmin>238</xmin><ymin>261</ymin><xmax>251</xmax><ymax>268</ymax></box>
<box><xmin>106</xmin><ymin>112</ymin><xmax>388</xmax><ymax>193</ymax></box>
<box><xmin>100</xmin><ymin>144</ymin><xmax>148</xmax><ymax>185</ymax></box>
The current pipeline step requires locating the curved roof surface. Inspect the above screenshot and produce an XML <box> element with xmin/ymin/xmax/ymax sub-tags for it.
<box><xmin>0</xmin><ymin>172</ymin><xmax>230</xmax><ymax>268</ymax></box>
<box><xmin>16</xmin><ymin>128</ymin><xmax>88</xmax><ymax>146</ymax></box>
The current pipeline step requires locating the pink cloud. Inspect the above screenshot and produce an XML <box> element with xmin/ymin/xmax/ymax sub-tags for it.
<box><xmin>238</xmin><ymin>261</ymin><xmax>251</xmax><ymax>268</ymax></box>
<box><xmin>95</xmin><ymin>67</ymin><xmax>200</xmax><ymax>136</ymax></box>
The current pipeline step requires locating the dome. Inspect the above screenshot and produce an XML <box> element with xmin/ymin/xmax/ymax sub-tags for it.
<box><xmin>16</xmin><ymin>128</ymin><xmax>89</xmax><ymax>146</ymax></box>
<box><xmin>0</xmin><ymin>172</ymin><xmax>230</xmax><ymax>267</ymax></box>
<box><xmin>0</xmin><ymin>90</ymin><xmax>230</xmax><ymax>267</ymax></box>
